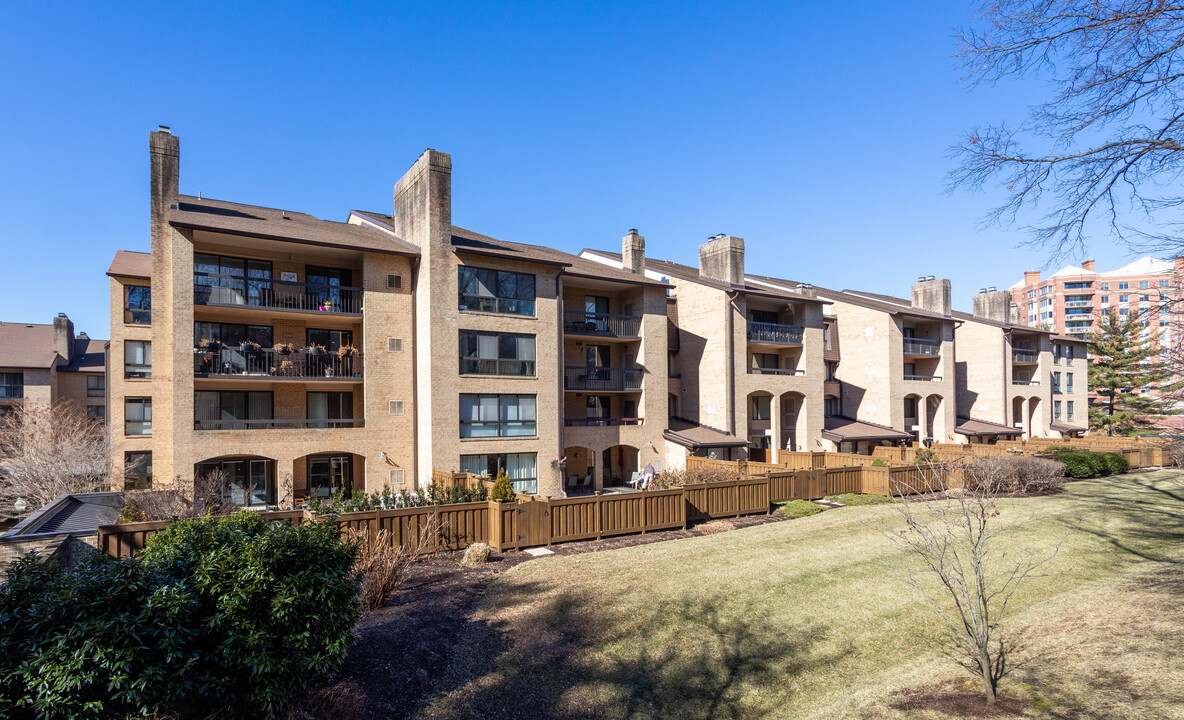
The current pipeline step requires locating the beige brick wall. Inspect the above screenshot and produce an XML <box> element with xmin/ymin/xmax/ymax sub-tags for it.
<box><xmin>955</xmin><ymin>320</ymin><xmax>1009</xmax><ymax>426</ymax></box>
<box><xmin>107</xmin><ymin>275</ymin><xmax>154</xmax><ymax>488</ymax></box>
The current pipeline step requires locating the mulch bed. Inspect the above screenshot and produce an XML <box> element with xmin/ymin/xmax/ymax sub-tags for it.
<box><xmin>299</xmin><ymin>513</ymin><xmax>789</xmax><ymax>719</ymax></box>
<box><xmin>890</xmin><ymin>683</ymin><xmax>1031</xmax><ymax>718</ymax></box>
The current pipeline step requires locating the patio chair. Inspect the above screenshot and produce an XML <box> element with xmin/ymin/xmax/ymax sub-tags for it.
<box><xmin>628</xmin><ymin>471</ymin><xmax>644</xmax><ymax>489</ymax></box>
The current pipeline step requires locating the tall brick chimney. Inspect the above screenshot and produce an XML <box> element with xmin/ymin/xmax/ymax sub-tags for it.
<box><xmin>972</xmin><ymin>289</ymin><xmax>1012</xmax><ymax>323</ymax></box>
<box><xmin>623</xmin><ymin>229</ymin><xmax>645</xmax><ymax>273</ymax></box>
<box><xmin>150</xmin><ymin>126</ymin><xmax>179</xmax><ymax>237</ymax></box>
<box><xmin>911</xmin><ymin>276</ymin><xmax>952</xmax><ymax>316</ymax></box>
<box><xmin>1081</xmin><ymin>259</ymin><xmax>1095</xmax><ymax>271</ymax></box>
<box><xmin>52</xmin><ymin>313</ymin><xmax>74</xmax><ymax>363</ymax></box>
<box><xmin>1023</xmin><ymin>270</ymin><xmax>1040</xmax><ymax>285</ymax></box>
<box><xmin>393</xmin><ymin>149</ymin><xmax>452</xmax><ymax>255</ymax></box>
<box><xmin>698</xmin><ymin>235</ymin><xmax>745</xmax><ymax>285</ymax></box>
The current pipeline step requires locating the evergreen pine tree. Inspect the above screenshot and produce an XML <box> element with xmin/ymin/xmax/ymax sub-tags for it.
<box><xmin>1088</xmin><ymin>308</ymin><xmax>1181</xmax><ymax>436</ymax></box>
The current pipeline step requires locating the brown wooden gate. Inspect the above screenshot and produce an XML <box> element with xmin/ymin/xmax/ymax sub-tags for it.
<box><xmin>515</xmin><ymin>498</ymin><xmax>551</xmax><ymax>547</ymax></box>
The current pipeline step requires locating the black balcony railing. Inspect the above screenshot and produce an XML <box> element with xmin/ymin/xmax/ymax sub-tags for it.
<box><xmin>194</xmin><ymin>273</ymin><xmax>363</xmax><ymax>314</ymax></box>
<box><xmin>902</xmin><ymin>337</ymin><xmax>941</xmax><ymax>356</ymax></box>
<box><xmin>564</xmin><ymin>417</ymin><xmax>644</xmax><ymax>427</ymax></box>
<box><xmin>0</xmin><ymin>385</ymin><xmax>23</xmax><ymax>399</ymax></box>
<box><xmin>746</xmin><ymin>322</ymin><xmax>804</xmax><ymax>345</ymax></box>
<box><xmin>1012</xmin><ymin>349</ymin><xmax>1038</xmax><ymax>363</ymax></box>
<box><xmin>194</xmin><ymin>418</ymin><xmax>365</xmax><ymax>430</ymax></box>
<box><xmin>563</xmin><ymin>311</ymin><xmax>641</xmax><ymax>338</ymax></box>
<box><xmin>194</xmin><ymin>347</ymin><xmax>363</xmax><ymax>380</ymax></box>
<box><xmin>904</xmin><ymin>374</ymin><xmax>942</xmax><ymax>381</ymax></box>
<box><xmin>1012</xmin><ymin>379</ymin><xmax>1040</xmax><ymax>385</ymax></box>
<box><xmin>564</xmin><ymin>366</ymin><xmax>643</xmax><ymax>391</ymax></box>
<box><xmin>748</xmin><ymin>367</ymin><xmax>805</xmax><ymax>376</ymax></box>
<box><xmin>459</xmin><ymin>358</ymin><xmax>536</xmax><ymax>376</ymax></box>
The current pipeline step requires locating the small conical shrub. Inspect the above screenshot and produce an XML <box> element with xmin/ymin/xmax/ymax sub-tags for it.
<box><xmin>491</xmin><ymin>468</ymin><xmax>516</xmax><ymax>502</ymax></box>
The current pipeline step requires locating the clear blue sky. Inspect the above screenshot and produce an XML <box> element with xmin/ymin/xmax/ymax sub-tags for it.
<box><xmin>0</xmin><ymin>1</ymin><xmax>1147</xmax><ymax>338</ymax></box>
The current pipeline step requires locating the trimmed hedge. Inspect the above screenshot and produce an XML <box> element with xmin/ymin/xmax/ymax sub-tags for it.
<box><xmin>0</xmin><ymin>512</ymin><xmax>360</xmax><ymax>719</ymax></box>
<box><xmin>1052</xmin><ymin>451</ymin><xmax>1129</xmax><ymax>478</ymax></box>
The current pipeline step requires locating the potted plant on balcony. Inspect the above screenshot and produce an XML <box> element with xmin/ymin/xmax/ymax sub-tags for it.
<box><xmin>199</xmin><ymin>338</ymin><xmax>221</xmax><ymax>353</ymax></box>
<box><xmin>239</xmin><ymin>339</ymin><xmax>260</xmax><ymax>354</ymax></box>
<box><xmin>307</xmin><ymin>343</ymin><xmax>325</xmax><ymax>357</ymax></box>
<box><xmin>274</xmin><ymin>342</ymin><xmax>293</xmax><ymax>356</ymax></box>
<box><xmin>337</xmin><ymin>344</ymin><xmax>355</xmax><ymax>359</ymax></box>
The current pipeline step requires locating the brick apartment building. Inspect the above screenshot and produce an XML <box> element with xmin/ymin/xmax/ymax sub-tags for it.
<box><xmin>101</xmin><ymin>127</ymin><xmax>1092</xmax><ymax>506</ymax></box>
<box><xmin>0</xmin><ymin>314</ymin><xmax>105</xmax><ymax>420</ymax></box>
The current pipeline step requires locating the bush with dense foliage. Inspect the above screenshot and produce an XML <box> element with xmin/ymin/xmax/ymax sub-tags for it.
<box><xmin>491</xmin><ymin>469</ymin><xmax>516</xmax><ymax>502</ymax></box>
<box><xmin>871</xmin><ymin>458</ymin><xmax>889</xmax><ymax>467</ymax></box>
<box><xmin>0</xmin><ymin>512</ymin><xmax>360</xmax><ymax>719</ymax></box>
<box><xmin>912</xmin><ymin>448</ymin><xmax>938</xmax><ymax>465</ymax></box>
<box><xmin>1052</xmin><ymin>451</ymin><xmax>1128</xmax><ymax>479</ymax></box>
<box><xmin>964</xmin><ymin>456</ymin><xmax>1066</xmax><ymax>494</ymax></box>
<box><xmin>307</xmin><ymin>481</ymin><xmax>488</xmax><ymax>515</ymax></box>
<box><xmin>776</xmin><ymin>500</ymin><xmax>824</xmax><ymax>518</ymax></box>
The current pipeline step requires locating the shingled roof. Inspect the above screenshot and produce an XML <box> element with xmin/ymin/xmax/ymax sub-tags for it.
<box><xmin>0</xmin><ymin>323</ymin><xmax>59</xmax><ymax>369</ymax></box>
<box><xmin>955</xmin><ymin>417</ymin><xmax>1022</xmax><ymax>437</ymax></box>
<box><xmin>107</xmin><ymin>250</ymin><xmax>151</xmax><ymax>279</ymax></box>
<box><xmin>169</xmin><ymin>196</ymin><xmax>420</xmax><ymax>256</ymax></box>
<box><xmin>822</xmin><ymin>416</ymin><xmax>912</xmax><ymax>443</ymax></box>
<box><xmin>663</xmin><ymin>417</ymin><xmax>748</xmax><ymax>449</ymax></box>
<box><xmin>580</xmin><ymin>249</ymin><xmax>821</xmax><ymax>302</ymax></box>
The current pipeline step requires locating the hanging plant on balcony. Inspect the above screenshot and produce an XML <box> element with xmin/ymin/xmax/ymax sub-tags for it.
<box><xmin>199</xmin><ymin>338</ymin><xmax>221</xmax><ymax>353</ymax></box>
<box><xmin>240</xmin><ymin>340</ymin><xmax>261</xmax><ymax>354</ymax></box>
<box><xmin>307</xmin><ymin>343</ymin><xmax>326</xmax><ymax>357</ymax></box>
<box><xmin>337</xmin><ymin>344</ymin><xmax>355</xmax><ymax>358</ymax></box>
<box><xmin>274</xmin><ymin>342</ymin><xmax>293</xmax><ymax>356</ymax></box>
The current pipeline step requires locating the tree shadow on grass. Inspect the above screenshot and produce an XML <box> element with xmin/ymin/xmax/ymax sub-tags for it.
<box><xmin>415</xmin><ymin>589</ymin><xmax>847</xmax><ymax>720</ymax></box>
<box><xmin>1059</xmin><ymin>474</ymin><xmax>1184</xmax><ymax>565</ymax></box>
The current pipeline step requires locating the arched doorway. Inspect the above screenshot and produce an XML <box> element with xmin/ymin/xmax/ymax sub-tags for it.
<box><xmin>602</xmin><ymin>445</ymin><xmax>639</xmax><ymax>487</ymax></box>
<box><xmin>925</xmin><ymin>394</ymin><xmax>944</xmax><ymax>443</ymax></box>
<box><xmin>1028</xmin><ymin>397</ymin><xmax>1043</xmax><ymax>438</ymax></box>
<box><xmin>195</xmin><ymin>455</ymin><xmax>276</xmax><ymax>508</ymax></box>
<box><xmin>780</xmin><ymin>391</ymin><xmax>806</xmax><ymax>452</ymax></box>
<box><xmin>747</xmin><ymin>391</ymin><xmax>774</xmax><ymax>462</ymax></box>
<box><xmin>564</xmin><ymin>446</ymin><xmax>594</xmax><ymax>493</ymax></box>
<box><xmin>904</xmin><ymin>394</ymin><xmax>923</xmax><ymax>443</ymax></box>
<box><xmin>1012</xmin><ymin>396</ymin><xmax>1027</xmax><ymax>438</ymax></box>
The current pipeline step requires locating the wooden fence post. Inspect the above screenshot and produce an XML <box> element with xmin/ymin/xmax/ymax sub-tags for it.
<box><xmin>595</xmin><ymin>491</ymin><xmax>603</xmax><ymax>540</ymax></box>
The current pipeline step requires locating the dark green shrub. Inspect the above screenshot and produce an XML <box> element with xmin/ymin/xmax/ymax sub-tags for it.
<box><xmin>491</xmin><ymin>469</ymin><xmax>516</xmax><ymax>502</ymax></box>
<box><xmin>1053</xmin><ymin>451</ymin><xmax>1112</xmax><ymax>478</ymax></box>
<box><xmin>912</xmin><ymin>448</ymin><xmax>938</xmax><ymax>465</ymax></box>
<box><xmin>871</xmin><ymin>458</ymin><xmax>889</xmax><ymax>468</ymax></box>
<box><xmin>1101</xmin><ymin>452</ymin><xmax>1129</xmax><ymax>474</ymax></box>
<box><xmin>0</xmin><ymin>512</ymin><xmax>360</xmax><ymax>719</ymax></box>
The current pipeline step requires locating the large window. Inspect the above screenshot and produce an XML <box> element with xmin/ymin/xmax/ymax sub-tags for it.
<box><xmin>125</xmin><ymin>451</ymin><xmax>152</xmax><ymax>490</ymax></box>
<box><xmin>305</xmin><ymin>266</ymin><xmax>355</xmax><ymax>310</ymax></box>
<box><xmin>307</xmin><ymin>391</ymin><xmax>354</xmax><ymax>428</ymax></box>
<box><xmin>459</xmin><ymin>394</ymin><xmax>537</xmax><ymax>437</ymax></box>
<box><xmin>194</xmin><ymin>390</ymin><xmax>273</xmax><ymax>430</ymax></box>
<box><xmin>194</xmin><ymin>254</ymin><xmax>273</xmax><ymax>306</ymax></box>
<box><xmin>458</xmin><ymin>267</ymin><xmax>536</xmax><ymax>316</ymax></box>
<box><xmin>751</xmin><ymin>395</ymin><xmax>771</xmax><ymax>421</ymax></box>
<box><xmin>307</xmin><ymin>328</ymin><xmax>353</xmax><ymax>352</ymax></box>
<box><xmin>0</xmin><ymin>372</ymin><xmax>23</xmax><ymax>399</ymax></box>
<box><xmin>194</xmin><ymin>322</ymin><xmax>274</xmax><ymax>349</ymax></box>
<box><xmin>196</xmin><ymin>458</ymin><xmax>274</xmax><ymax>507</ymax></box>
<box><xmin>125</xmin><ymin>398</ymin><xmax>152</xmax><ymax>436</ymax></box>
<box><xmin>125</xmin><ymin>341</ymin><xmax>152</xmax><ymax>379</ymax></box>
<box><xmin>459</xmin><ymin>331</ymin><xmax>536</xmax><ymax>376</ymax></box>
<box><xmin>87</xmin><ymin>406</ymin><xmax>105</xmax><ymax>422</ymax></box>
<box><xmin>124</xmin><ymin>285</ymin><xmax>151</xmax><ymax>324</ymax></box>
<box><xmin>459</xmin><ymin>452</ymin><xmax>538</xmax><ymax>494</ymax></box>
<box><xmin>87</xmin><ymin>375</ymin><xmax>104</xmax><ymax>397</ymax></box>
<box><xmin>1067</xmin><ymin>373</ymin><xmax>1074</xmax><ymax>393</ymax></box>
<box><xmin>308</xmin><ymin>455</ymin><xmax>352</xmax><ymax>499</ymax></box>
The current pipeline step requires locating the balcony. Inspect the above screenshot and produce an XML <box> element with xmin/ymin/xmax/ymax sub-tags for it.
<box><xmin>194</xmin><ymin>347</ymin><xmax>363</xmax><ymax>380</ymax></box>
<box><xmin>748</xmin><ymin>367</ymin><xmax>805</xmax><ymax>376</ymax></box>
<box><xmin>902</xmin><ymin>337</ymin><xmax>941</xmax><ymax>356</ymax></box>
<box><xmin>747</xmin><ymin>322</ymin><xmax>804</xmax><ymax>346</ymax></box>
<box><xmin>1064</xmin><ymin>300</ymin><xmax>1094</xmax><ymax>308</ymax></box>
<box><xmin>564</xmin><ymin>417</ymin><xmax>644</xmax><ymax>427</ymax></box>
<box><xmin>904</xmin><ymin>374</ymin><xmax>942</xmax><ymax>381</ymax></box>
<box><xmin>564</xmin><ymin>366</ymin><xmax>642</xmax><ymax>391</ymax></box>
<box><xmin>1064</xmin><ymin>313</ymin><xmax>1094</xmax><ymax>322</ymax></box>
<box><xmin>195</xmin><ymin>418</ymin><xmax>365</xmax><ymax>430</ymax></box>
<box><xmin>563</xmin><ymin>310</ymin><xmax>641</xmax><ymax>339</ymax></box>
<box><xmin>194</xmin><ymin>274</ymin><xmax>363</xmax><ymax>315</ymax></box>
<box><xmin>1012</xmin><ymin>379</ymin><xmax>1040</xmax><ymax>386</ymax></box>
<box><xmin>1012</xmin><ymin>349</ymin><xmax>1038</xmax><ymax>364</ymax></box>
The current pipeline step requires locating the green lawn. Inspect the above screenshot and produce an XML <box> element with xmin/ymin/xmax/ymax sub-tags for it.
<box><xmin>416</xmin><ymin>472</ymin><xmax>1184</xmax><ymax>720</ymax></box>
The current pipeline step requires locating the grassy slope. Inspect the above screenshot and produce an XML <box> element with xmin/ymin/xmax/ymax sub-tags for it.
<box><xmin>416</xmin><ymin>472</ymin><xmax>1184</xmax><ymax>720</ymax></box>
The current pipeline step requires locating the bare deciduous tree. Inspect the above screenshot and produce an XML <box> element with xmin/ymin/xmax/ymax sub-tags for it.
<box><xmin>121</xmin><ymin>467</ymin><xmax>242</xmax><ymax>522</ymax></box>
<box><xmin>952</xmin><ymin>1</ymin><xmax>1184</xmax><ymax>258</ymax></box>
<box><xmin>0</xmin><ymin>401</ymin><xmax>108</xmax><ymax>515</ymax></box>
<box><xmin>884</xmin><ymin>460</ymin><xmax>1068</xmax><ymax>704</ymax></box>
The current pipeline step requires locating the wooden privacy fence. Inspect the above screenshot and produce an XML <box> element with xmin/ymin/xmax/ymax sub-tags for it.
<box><xmin>97</xmin><ymin>465</ymin><xmax>919</xmax><ymax>558</ymax></box>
